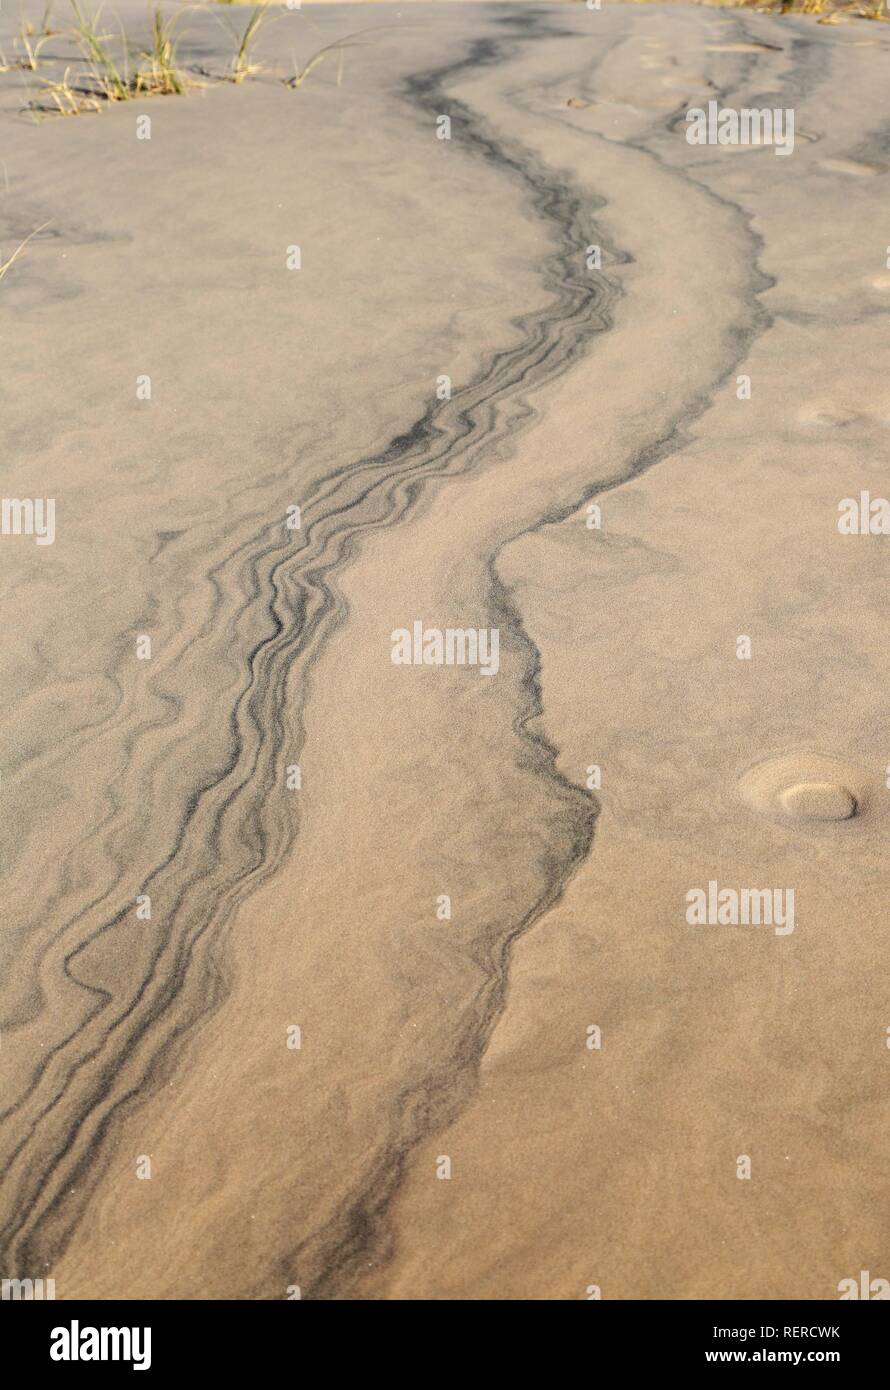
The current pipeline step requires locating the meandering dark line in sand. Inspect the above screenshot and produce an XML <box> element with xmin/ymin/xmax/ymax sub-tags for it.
<box><xmin>2</xmin><ymin>6</ymin><xmax>787</xmax><ymax>1295</ymax></box>
<box><xmin>298</xmin><ymin>9</ymin><xmax>806</xmax><ymax>1297</ymax></box>
<box><xmin>1</xmin><ymin>9</ymin><xmax>618</xmax><ymax>1281</ymax></box>
<box><xmin>254</xmin><ymin>12</ymin><xmax>787</xmax><ymax>1298</ymax></box>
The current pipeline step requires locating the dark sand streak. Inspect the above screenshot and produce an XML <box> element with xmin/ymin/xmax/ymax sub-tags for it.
<box><xmin>1</xmin><ymin>10</ymin><xmax>620</xmax><ymax>1281</ymax></box>
<box><xmin>300</xmin><ymin>10</ymin><xmax>807</xmax><ymax>1298</ymax></box>
<box><xmin>2</xmin><ymin>6</ymin><xmax>806</xmax><ymax>1295</ymax></box>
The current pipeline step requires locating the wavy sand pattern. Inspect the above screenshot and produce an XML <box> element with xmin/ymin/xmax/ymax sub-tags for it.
<box><xmin>1</xmin><ymin>1</ymin><xmax>889</xmax><ymax>1299</ymax></box>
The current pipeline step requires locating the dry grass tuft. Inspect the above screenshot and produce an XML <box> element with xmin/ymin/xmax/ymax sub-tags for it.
<box><xmin>1</xmin><ymin>10</ymin><xmax>57</xmax><ymax>71</ymax></box>
<box><xmin>15</xmin><ymin>26</ymin><xmax>53</xmax><ymax>69</ymax></box>
<box><xmin>136</xmin><ymin>6</ymin><xmax>188</xmax><ymax>94</ymax></box>
<box><xmin>19</xmin><ymin>0</ymin><xmax>376</xmax><ymax>118</ymax></box>
<box><xmin>26</xmin><ymin>2</ymin><xmax>193</xmax><ymax>112</ymax></box>
<box><xmin>223</xmin><ymin>4</ymin><xmax>271</xmax><ymax>83</ymax></box>
<box><xmin>631</xmin><ymin>0</ymin><xmax>889</xmax><ymax>18</ymax></box>
<box><xmin>30</xmin><ymin>65</ymin><xmax>104</xmax><ymax>115</ymax></box>
<box><xmin>69</xmin><ymin>0</ymin><xmax>132</xmax><ymax>99</ymax></box>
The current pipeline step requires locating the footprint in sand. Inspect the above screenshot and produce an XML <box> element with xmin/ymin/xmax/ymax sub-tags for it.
<box><xmin>739</xmin><ymin>753</ymin><xmax>873</xmax><ymax>826</ymax></box>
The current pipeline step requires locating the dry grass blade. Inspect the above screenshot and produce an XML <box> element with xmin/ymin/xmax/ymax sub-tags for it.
<box><xmin>285</xmin><ymin>25</ymin><xmax>387</xmax><ymax>91</ymax></box>
<box><xmin>15</xmin><ymin>25</ymin><xmax>52</xmax><ymax>69</ymax></box>
<box><xmin>287</xmin><ymin>46</ymin><xmax>325</xmax><ymax>89</ymax></box>
<box><xmin>0</xmin><ymin>221</ymin><xmax>50</xmax><ymax>284</ymax></box>
<box><xmin>226</xmin><ymin>4</ymin><xmax>270</xmax><ymax>84</ymax></box>
<box><xmin>39</xmin><ymin>0</ymin><xmax>59</xmax><ymax>33</ymax></box>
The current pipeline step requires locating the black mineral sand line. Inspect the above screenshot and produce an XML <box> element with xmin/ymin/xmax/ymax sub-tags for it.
<box><xmin>1</xmin><ymin>11</ymin><xmax>622</xmax><ymax>1279</ymax></box>
<box><xmin>261</xmin><ymin>19</ymin><xmax>642</xmax><ymax>1303</ymax></box>
<box><xmin>3</xmin><ymin>3</ymin><xmax>809</xmax><ymax>1292</ymax></box>
<box><xmin>295</xmin><ymin>562</ymin><xmax>601</xmax><ymax>1302</ymax></box>
<box><xmin>296</xmin><ymin>9</ymin><xmax>823</xmax><ymax>1298</ymax></box>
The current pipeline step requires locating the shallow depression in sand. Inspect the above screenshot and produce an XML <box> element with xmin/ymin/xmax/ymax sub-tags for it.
<box><xmin>739</xmin><ymin>754</ymin><xmax>872</xmax><ymax>827</ymax></box>
<box><xmin>779</xmin><ymin>781</ymin><xmax>857</xmax><ymax>822</ymax></box>
<box><xmin>796</xmin><ymin>401</ymin><xmax>865</xmax><ymax>428</ymax></box>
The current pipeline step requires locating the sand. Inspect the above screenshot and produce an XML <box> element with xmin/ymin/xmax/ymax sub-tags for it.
<box><xmin>1</xmin><ymin>0</ymin><xmax>889</xmax><ymax>1300</ymax></box>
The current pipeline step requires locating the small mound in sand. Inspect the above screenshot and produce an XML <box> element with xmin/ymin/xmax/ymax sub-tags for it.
<box><xmin>739</xmin><ymin>753</ymin><xmax>870</xmax><ymax>825</ymax></box>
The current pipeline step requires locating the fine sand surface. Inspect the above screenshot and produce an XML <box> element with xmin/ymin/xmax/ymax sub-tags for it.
<box><xmin>2</xmin><ymin>0</ymin><xmax>889</xmax><ymax>1300</ymax></box>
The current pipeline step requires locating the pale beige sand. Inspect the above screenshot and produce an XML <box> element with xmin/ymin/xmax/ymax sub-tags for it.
<box><xmin>1</xmin><ymin>1</ymin><xmax>889</xmax><ymax>1300</ymax></box>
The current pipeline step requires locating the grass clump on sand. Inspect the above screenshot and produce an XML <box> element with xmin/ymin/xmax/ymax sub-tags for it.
<box><xmin>0</xmin><ymin>9</ymin><xmax>58</xmax><ymax>71</ymax></box>
<box><xmin>630</xmin><ymin>0</ymin><xmax>889</xmax><ymax>20</ymax></box>
<box><xmin>808</xmin><ymin>0</ymin><xmax>889</xmax><ymax>19</ymax></box>
<box><xmin>29</xmin><ymin>1</ymin><xmax>192</xmax><ymax>113</ymax></box>
<box><xmin>69</xmin><ymin>0</ymin><xmax>132</xmax><ymax>99</ymax></box>
<box><xmin>138</xmin><ymin>6</ymin><xmax>188</xmax><ymax>94</ymax></box>
<box><xmin>71</xmin><ymin>0</ymin><xmax>189</xmax><ymax>97</ymax></box>
<box><xmin>35</xmin><ymin>65</ymin><xmax>104</xmax><ymax>112</ymax></box>
<box><xmin>23</xmin><ymin>0</ymin><xmax>379</xmax><ymax>117</ymax></box>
